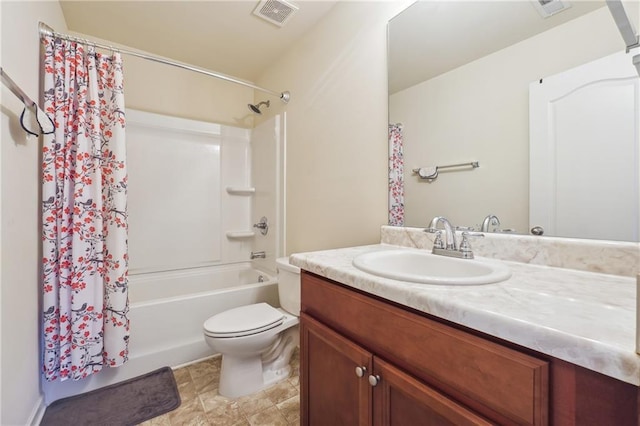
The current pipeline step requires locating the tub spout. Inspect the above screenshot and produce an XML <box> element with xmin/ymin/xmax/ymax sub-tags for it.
<box><xmin>251</xmin><ymin>251</ymin><xmax>266</xmax><ymax>259</ymax></box>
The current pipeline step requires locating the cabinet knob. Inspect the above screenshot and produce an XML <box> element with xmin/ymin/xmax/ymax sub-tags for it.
<box><xmin>368</xmin><ymin>374</ymin><xmax>381</xmax><ymax>386</ymax></box>
<box><xmin>355</xmin><ymin>366</ymin><xmax>367</xmax><ymax>378</ymax></box>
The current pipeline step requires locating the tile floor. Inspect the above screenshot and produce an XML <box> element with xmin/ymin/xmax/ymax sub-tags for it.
<box><xmin>140</xmin><ymin>349</ymin><xmax>300</xmax><ymax>426</ymax></box>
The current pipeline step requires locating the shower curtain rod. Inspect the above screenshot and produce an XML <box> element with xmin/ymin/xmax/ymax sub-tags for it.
<box><xmin>38</xmin><ymin>22</ymin><xmax>291</xmax><ymax>103</ymax></box>
<box><xmin>606</xmin><ymin>0</ymin><xmax>639</xmax><ymax>51</ymax></box>
<box><xmin>605</xmin><ymin>0</ymin><xmax>640</xmax><ymax>77</ymax></box>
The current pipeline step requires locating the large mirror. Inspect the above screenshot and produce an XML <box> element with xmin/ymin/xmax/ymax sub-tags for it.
<box><xmin>388</xmin><ymin>0</ymin><xmax>640</xmax><ymax>241</ymax></box>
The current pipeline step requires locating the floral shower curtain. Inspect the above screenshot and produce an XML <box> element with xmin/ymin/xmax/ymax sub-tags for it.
<box><xmin>388</xmin><ymin>123</ymin><xmax>404</xmax><ymax>226</ymax></box>
<box><xmin>41</xmin><ymin>36</ymin><xmax>129</xmax><ymax>381</ymax></box>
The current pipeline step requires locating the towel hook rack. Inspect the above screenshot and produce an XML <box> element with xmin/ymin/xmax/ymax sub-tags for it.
<box><xmin>412</xmin><ymin>161</ymin><xmax>479</xmax><ymax>181</ymax></box>
<box><xmin>0</xmin><ymin>67</ymin><xmax>54</xmax><ymax>136</ymax></box>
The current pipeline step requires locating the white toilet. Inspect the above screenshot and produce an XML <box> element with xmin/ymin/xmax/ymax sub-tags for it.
<box><xmin>203</xmin><ymin>257</ymin><xmax>301</xmax><ymax>398</ymax></box>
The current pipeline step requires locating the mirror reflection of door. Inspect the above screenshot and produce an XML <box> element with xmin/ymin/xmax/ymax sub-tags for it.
<box><xmin>529</xmin><ymin>49</ymin><xmax>640</xmax><ymax>241</ymax></box>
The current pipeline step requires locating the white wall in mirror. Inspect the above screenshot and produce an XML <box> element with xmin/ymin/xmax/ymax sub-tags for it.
<box><xmin>389</xmin><ymin>5</ymin><xmax>634</xmax><ymax>237</ymax></box>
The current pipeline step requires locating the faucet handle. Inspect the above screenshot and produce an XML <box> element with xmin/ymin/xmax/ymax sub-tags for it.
<box><xmin>432</xmin><ymin>231</ymin><xmax>445</xmax><ymax>249</ymax></box>
<box><xmin>458</xmin><ymin>231</ymin><xmax>484</xmax><ymax>259</ymax></box>
<box><xmin>458</xmin><ymin>234</ymin><xmax>474</xmax><ymax>258</ymax></box>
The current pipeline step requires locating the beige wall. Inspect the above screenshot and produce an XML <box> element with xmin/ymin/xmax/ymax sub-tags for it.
<box><xmin>0</xmin><ymin>2</ymin><xmax>68</xmax><ymax>424</ymax></box>
<box><xmin>256</xmin><ymin>0</ymin><xmax>412</xmax><ymax>254</ymax></box>
<box><xmin>390</xmin><ymin>7</ymin><xmax>623</xmax><ymax>232</ymax></box>
<box><xmin>123</xmin><ymin>57</ymin><xmax>255</xmax><ymax>127</ymax></box>
<box><xmin>65</xmin><ymin>32</ymin><xmax>255</xmax><ymax>128</ymax></box>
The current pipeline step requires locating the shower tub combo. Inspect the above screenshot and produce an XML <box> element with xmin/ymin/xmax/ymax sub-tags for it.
<box><xmin>43</xmin><ymin>109</ymin><xmax>285</xmax><ymax>403</ymax></box>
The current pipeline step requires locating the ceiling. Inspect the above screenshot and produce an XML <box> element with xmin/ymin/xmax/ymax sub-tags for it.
<box><xmin>59</xmin><ymin>0</ymin><xmax>339</xmax><ymax>83</ymax></box>
<box><xmin>388</xmin><ymin>0</ymin><xmax>608</xmax><ymax>94</ymax></box>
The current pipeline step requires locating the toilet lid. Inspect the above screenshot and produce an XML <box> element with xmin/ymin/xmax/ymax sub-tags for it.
<box><xmin>203</xmin><ymin>303</ymin><xmax>284</xmax><ymax>338</ymax></box>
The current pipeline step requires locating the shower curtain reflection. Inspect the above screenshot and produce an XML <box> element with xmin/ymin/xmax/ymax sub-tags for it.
<box><xmin>388</xmin><ymin>123</ymin><xmax>404</xmax><ymax>226</ymax></box>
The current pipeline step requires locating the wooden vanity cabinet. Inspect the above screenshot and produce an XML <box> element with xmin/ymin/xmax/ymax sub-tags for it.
<box><xmin>300</xmin><ymin>271</ymin><xmax>640</xmax><ymax>425</ymax></box>
<box><xmin>301</xmin><ymin>271</ymin><xmax>549</xmax><ymax>425</ymax></box>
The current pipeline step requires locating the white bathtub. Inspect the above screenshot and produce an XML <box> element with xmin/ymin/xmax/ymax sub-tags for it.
<box><xmin>128</xmin><ymin>262</ymin><xmax>279</xmax><ymax>364</ymax></box>
<box><xmin>43</xmin><ymin>262</ymin><xmax>279</xmax><ymax>404</ymax></box>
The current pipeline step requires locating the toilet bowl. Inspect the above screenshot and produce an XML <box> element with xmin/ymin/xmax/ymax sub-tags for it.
<box><xmin>203</xmin><ymin>257</ymin><xmax>300</xmax><ymax>398</ymax></box>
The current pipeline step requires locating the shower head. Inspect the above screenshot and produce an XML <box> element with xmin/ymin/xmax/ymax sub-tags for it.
<box><xmin>248</xmin><ymin>100</ymin><xmax>270</xmax><ymax>114</ymax></box>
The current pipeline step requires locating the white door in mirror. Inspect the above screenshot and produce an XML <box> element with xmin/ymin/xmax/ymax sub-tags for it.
<box><xmin>530</xmin><ymin>49</ymin><xmax>640</xmax><ymax>242</ymax></box>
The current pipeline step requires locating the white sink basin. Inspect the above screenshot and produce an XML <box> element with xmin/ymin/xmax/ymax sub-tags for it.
<box><xmin>352</xmin><ymin>249</ymin><xmax>511</xmax><ymax>285</ymax></box>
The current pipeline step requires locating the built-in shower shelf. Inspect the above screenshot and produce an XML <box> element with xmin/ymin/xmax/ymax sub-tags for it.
<box><xmin>226</xmin><ymin>187</ymin><xmax>255</xmax><ymax>195</ymax></box>
<box><xmin>226</xmin><ymin>231</ymin><xmax>256</xmax><ymax>239</ymax></box>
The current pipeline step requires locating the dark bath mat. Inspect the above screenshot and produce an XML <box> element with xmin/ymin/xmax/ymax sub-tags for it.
<box><xmin>41</xmin><ymin>367</ymin><xmax>181</xmax><ymax>426</ymax></box>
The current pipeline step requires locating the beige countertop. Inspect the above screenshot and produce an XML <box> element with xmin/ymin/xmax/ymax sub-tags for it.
<box><xmin>290</xmin><ymin>243</ymin><xmax>639</xmax><ymax>386</ymax></box>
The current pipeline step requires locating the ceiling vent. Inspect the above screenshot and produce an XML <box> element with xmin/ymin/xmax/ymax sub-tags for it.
<box><xmin>531</xmin><ymin>0</ymin><xmax>572</xmax><ymax>18</ymax></box>
<box><xmin>252</xmin><ymin>0</ymin><xmax>299</xmax><ymax>28</ymax></box>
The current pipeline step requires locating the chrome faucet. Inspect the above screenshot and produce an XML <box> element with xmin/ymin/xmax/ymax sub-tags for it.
<box><xmin>427</xmin><ymin>216</ymin><xmax>457</xmax><ymax>250</ymax></box>
<box><xmin>425</xmin><ymin>216</ymin><xmax>483</xmax><ymax>259</ymax></box>
<box><xmin>250</xmin><ymin>251</ymin><xmax>266</xmax><ymax>259</ymax></box>
<box><xmin>481</xmin><ymin>214</ymin><xmax>500</xmax><ymax>232</ymax></box>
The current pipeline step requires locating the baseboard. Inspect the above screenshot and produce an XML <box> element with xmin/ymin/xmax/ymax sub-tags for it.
<box><xmin>28</xmin><ymin>396</ymin><xmax>46</xmax><ymax>426</ymax></box>
<box><xmin>172</xmin><ymin>353</ymin><xmax>221</xmax><ymax>370</ymax></box>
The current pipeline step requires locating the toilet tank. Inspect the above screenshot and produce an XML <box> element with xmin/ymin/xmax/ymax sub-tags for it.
<box><xmin>276</xmin><ymin>257</ymin><xmax>301</xmax><ymax>316</ymax></box>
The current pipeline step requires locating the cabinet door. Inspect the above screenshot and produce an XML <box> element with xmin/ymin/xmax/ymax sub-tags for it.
<box><xmin>373</xmin><ymin>357</ymin><xmax>495</xmax><ymax>426</ymax></box>
<box><xmin>301</xmin><ymin>313</ymin><xmax>373</xmax><ymax>426</ymax></box>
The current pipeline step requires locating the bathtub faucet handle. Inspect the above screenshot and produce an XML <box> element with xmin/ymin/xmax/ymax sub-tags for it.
<box><xmin>253</xmin><ymin>217</ymin><xmax>269</xmax><ymax>236</ymax></box>
<box><xmin>250</xmin><ymin>251</ymin><xmax>266</xmax><ymax>259</ymax></box>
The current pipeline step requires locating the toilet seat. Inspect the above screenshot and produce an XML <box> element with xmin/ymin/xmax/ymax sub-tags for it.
<box><xmin>203</xmin><ymin>303</ymin><xmax>284</xmax><ymax>338</ymax></box>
